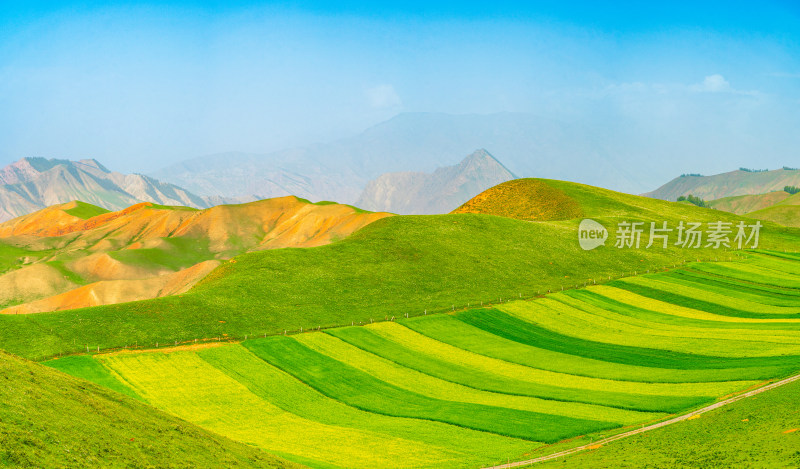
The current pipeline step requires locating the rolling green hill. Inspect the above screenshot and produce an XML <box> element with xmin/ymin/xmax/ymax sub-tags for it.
<box><xmin>538</xmin><ymin>375</ymin><xmax>800</xmax><ymax>468</ymax></box>
<box><xmin>645</xmin><ymin>168</ymin><xmax>800</xmax><ymax>201</ymax></box>
<box><xmin>44</xmin><ymin>251</ymin><xmax>800</xmax><ymax>468</ymax></box>
<box><xmin>5</xmin><ymin>178</ymin><xmax>800</xmax><ymax>468</ymax></box>
<box><xmin>747</xmin><ymin>192</ymin><xmax>800</xmax><ymax>228</ymax></box>
<box><xmin>707</xmin><ymin>191</ymin><xmax>791</xmax><ymax>215</ymax></box>
<box><xmin>0</xmin><ymin>350</ymin><xmax>295</xmax><ymax>468</ymax></box>
<box><xmin>2</xmin><ymin>179</ymin><xmax>799</xmax><ymax>360</ymax></box>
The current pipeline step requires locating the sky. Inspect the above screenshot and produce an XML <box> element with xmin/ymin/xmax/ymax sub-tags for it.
<box><xmin>1</xmin><ymin>1</ymin><xmax>799</xmax><ymax>176</ymax></box>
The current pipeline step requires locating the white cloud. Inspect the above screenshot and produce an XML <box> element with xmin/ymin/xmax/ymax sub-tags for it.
<box><xmin>691</xmin><ymin>74</ymin><xmax>732</xmax><ymax>93</ymax></box>
<box><xmin>365</xmin><ymin>84</ymin><xmax>402</xmax><ymax>109</ymax></box>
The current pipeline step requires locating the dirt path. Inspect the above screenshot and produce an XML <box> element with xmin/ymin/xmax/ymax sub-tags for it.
<box><xmin>484</xmin><ymin>372</ymin><xmax>800</xmax><ymax>468</ymax></box>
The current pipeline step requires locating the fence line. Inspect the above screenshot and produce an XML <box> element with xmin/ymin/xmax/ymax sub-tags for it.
<box><xmin>34</xmin><ymin>251</ymin><xmax>754</xmax><ymax>362</ymax></box>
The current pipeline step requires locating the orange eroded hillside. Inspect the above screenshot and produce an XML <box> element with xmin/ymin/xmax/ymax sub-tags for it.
<box><xmin>1</xmin><ymin>260</ymin><xmax>220</xmax><ymax>315</ymax></box>
<box><xmin>0</xmin><ymin>197</ymin><xmax>391</xmax><ymax>313</ymax></box>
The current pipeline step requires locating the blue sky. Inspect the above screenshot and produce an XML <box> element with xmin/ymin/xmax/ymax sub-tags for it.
<box><xmin>1</xmin><ymin>1</ymin><xmax>799</xmax><ymax>176</ymax></box>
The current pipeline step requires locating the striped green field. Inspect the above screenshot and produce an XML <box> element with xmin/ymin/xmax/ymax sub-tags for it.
<box><xmin>42</xmin><ymin>251</ymin><xmax>800</xmax><ymax>468</ymax></box>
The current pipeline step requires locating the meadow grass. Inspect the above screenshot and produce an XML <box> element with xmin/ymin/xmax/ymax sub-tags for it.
<box><xmin>0</xmin><ymin>211</ymin><xmax>766</xmax><ymax>360</ymax></box>
<box><xmin>108</xmin><ymin>236</ymin><xmax>213</xmax><ymax>272</ymax></box>
<box><xmin>44</xmin><ymin>355</ymin><xmax>142</xmax><ymax>401</ymax></box>
<box><xmin>399</xmin><ymin>314</ymin><xmax>782</xmax><ymax>382</ymax></box>
<box><xmin>346</xmin><ymin>322</ymin><xmax>747</xmax><ymax>399</ymax></box>
<box><xmin>563</xmin><ymin>288</ymin><xmax>800</xmax><ymax>333</ymax></box>
<box><xmin>619</xmin><ymin>275</ymin><xmax>800</xmax><ymax>315</ymax></box>
<box><xmin>688</xmin><ymin>262</ymin><xmax>800</xmax><ymax>288</ymax></box>
<box><xmin>657</xmin><ymin>270</ymin><xmax>800</xmax><ymax>306</ymax></box>
<box><xmin>296</xmin><ymin>332</ymin><xmax>660</xmax><ymax>425</ymax></box>
<box><xmin>0</xmin><ymin>351</ymin><xmax>292</xmax><ymax>468</ymax></box>
<box><xmin>63</xmin><ymin>201</ymin><xmax>111</xmax><ymax>219</ymax></box>
<box><xmin>581</xmin><ymin>285</ymin><xmax>800</xmax><ymax>326</ymax></box>
<box><xmin>456</xmin><ymin>308</ymin><xmax>800</xmax><ymax>370</ymax></box>
<box><xmin>538</xmin><ymin>377</ymin><xmax>800</xmax><ymax>468</ymax></box>
<box><xmin>511</xmin><ymin>296</ymin><xmax>800</xmax><ymax>357</ymax></box>
<box><xmin>327</xmin><ymin>325</ymin><xmax>708</xmax><ymax>412</ymax></box>
<box><xmin>26</xmin><ymin>246</ymin><xmax>800</xmax><ymax>467</ymax></box>
<box><xmin>99</xmin><ymin>350</ymin><xmax>447</xmax><ymax>469</ymax></box>
<box><xmin>243</xmin><ymin>336</ymin><xmax>618</xmax><ymax>442</ymax></box>
<box><xmin>549</xmin><ymin>293</ymin><xmax>800</xmax><ymax>348</ymax></box>
<box><xmin>196</xmin><ymin>344</ymin><xmax>533</xmax><ymax>465</ymax></box>
<box><xmin>610</xmin><ymin>280</ymin><xmax>800</xmax><ymax>320</ymax></box>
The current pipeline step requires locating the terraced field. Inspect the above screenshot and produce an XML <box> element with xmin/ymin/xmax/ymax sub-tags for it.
<box><xmin>45</xmin><ymin>250</ymin><xmax>800</xmax><ymax>468</ymax></box>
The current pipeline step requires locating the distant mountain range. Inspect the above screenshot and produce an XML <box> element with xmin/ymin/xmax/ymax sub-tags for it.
<box><xmin>644</xmin><ymin>168</ymin><xmax>800</xmax><ymax>201</ymax></box>
<box><xmin>355</xmin><ymin>149</ymin><xmax>515</xmax><ymax>214</ymax></box>
<box><xmin>151</xmin><ymin>112</ymin><xmax>646</xmax><ymax>203</ymax></box>
<box><xmin>0</xmin><ymin>157</ymin><xmax>218</xmax><ymax>222</ymax></box>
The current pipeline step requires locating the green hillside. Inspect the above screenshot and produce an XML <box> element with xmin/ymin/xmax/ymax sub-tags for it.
<box><xmin>707</xmin><ymin>191</ymin><xmax>791</xmax><ymax>215</ymax></box>
<box><xmin>746</xmin><ymin>192</ymin><xmax>800</xmax><ymax>228</ymax></box>
<box><xmin>45</xmin><ymin>251</ymin><xmax>800</xmax><ymax>468</ymax></box>
<box><xmin>0</xmin><ymin>350</ymin><xmax>294</xmax><ymax>468</ymax></box>
<box><xmin>62</xmin><ymin>200</ymin><xmax>112</xmax><ymax>219</ymax></box>
<box><xmin>3</xmin><ymin>179</ymin><xmax>800</xmax><ymax>360</ymax></box>
<box><xmin>645</xmin><ymin>168</ymin><xmax>800</xmax><ymax>201</ymax></box>
<box><xmin>747</xmin><ymin>205</ymin><xmax>800</xmax><ymax>228</ymax></box>
<box><xmin>538</xmin><ymin>378</ymin><xmax>800</xmax><ymax>468</ymax></box>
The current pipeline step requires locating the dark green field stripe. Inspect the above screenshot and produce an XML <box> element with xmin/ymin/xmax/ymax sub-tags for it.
<box><xmin>754</xmin><ymin>250</ymin><xmax>800</xmax><ymax>264</ymax></box>
<box><xmin>748</xmin><ymin>252</ymin><xmax>800</xmax><ymax>275</ymax></box>
<box><xmin>197</xmin><ymin>344</ymin><xmax>487</xmax><ymax>457</ymax></box>
<box><xmin>44</xmin><ymin>356</ymin><xmax>143</xmax><ymax>401</ymax></box>
<box><xmin>400</xmin><ymin>314</ymin><xmax>780</xmax><ymax>383</ymax></box>
<box><xmin>688</xmin><ymin>264</ymin><xmax>800</xmax><ymax>289</ymax></box>
<box><xmin>563</xmin><ymin>289</ymin><xmax>800</xmax><ymax>334</ymax></box>
<box><xmin>632</xmin><ymin>273</ymin><xmax>800</xmax><ymax>308</ymax></box>
<box><xmin>326</xmin><ymin>326</ymin><xmax>703</xmax><ymax>413</ymax></box>
<box><xmin>401</xmin><ymin>312</ymin><xmax>792</xmax><ymax>383</ymax></box>
<box><xmin>243</xmin><ymin>336</ymin><xmax>618</xmax><ymax>443</ymax></box>
<box><xmin>610</xmin><ymin>280</ymin><xmax>800</xmax><ymax>319</ymax></box>
<box><xmin>456</xmin><ymin>307</ymin><xmax>800</xmax><ymax>371</ymax></box>
<box><xmin>666</xmin><ymin>270</ymin><xmax>800</xmax><ymax>302</ymax></box>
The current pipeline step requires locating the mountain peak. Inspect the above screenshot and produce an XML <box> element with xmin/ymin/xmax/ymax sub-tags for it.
<box><xmin>18</xmin><ymin>157</ymin><xmax>73</xmax><ymax>173</ymax></box>
<box><xmin>77</xmin><ymin>159</ymin><xmax>110</xmax><ymax>172</ymax></box>
<box><xmin>460</xmin><ymin>149</ymin><xmax>517</xmax><ymax>178</ymax></box>
<box><xmin>0</xmin><ymin>157</ymin><xmax>212</xmax><ymax>222</ymax></box>
<box><xmin>356</xmin><ymin>150</ymin><xmax>516</xmax><ymax>214</ymax></box>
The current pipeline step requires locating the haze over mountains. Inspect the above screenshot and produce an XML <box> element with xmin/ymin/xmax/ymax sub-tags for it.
<box><xmin>356</xmin><ymin>149</ymin><xmax>515</xmax><ymax>214</ymax></box>
<box><xmin>151</xmin><ymin>112</ymin><xmax>644</xmax><ymax>202</ymax></box>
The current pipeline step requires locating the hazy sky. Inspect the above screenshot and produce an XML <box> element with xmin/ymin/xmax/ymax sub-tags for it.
<box><xmin>1</xmin><ymin>1</ymin><xmax>799</xmax><ymax>175</ymax></box>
